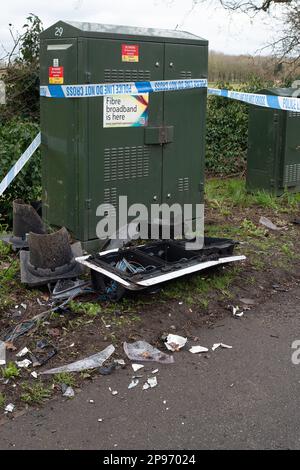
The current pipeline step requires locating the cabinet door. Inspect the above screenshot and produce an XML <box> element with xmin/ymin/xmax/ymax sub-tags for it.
<box><xmin>87</xmin><ymin>39</ymin><xmax>164</xmax><ymax>239</ymax></box>
<box><xmin>283</xmin><ymin>112</ymin><xmax>300</xmax><ymax>187</ymax></box>
<box><xmin>40</xmin><ymin>38</ymin><xmax>79</xmax><ymax>234</ymax></box>
<box><xmin>163</xmin><ymin>43</ymin><xmax>207</xmax><ymax>209</ymax></box>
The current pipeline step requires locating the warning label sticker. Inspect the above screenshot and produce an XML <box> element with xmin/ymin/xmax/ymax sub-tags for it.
<box><xmin>103</xmin><ymin>94</ymin><xmax>149</xmax><ymax>128</ymax></box>
<box><xmin>49</xmin><ymin>66</ymin><xmax>64</xmax><ymax>84</ymax></box>
<box><xmin>122</xmin><ymin>44</ymin><xmax>139</xmax><ymax>62</ymax></box>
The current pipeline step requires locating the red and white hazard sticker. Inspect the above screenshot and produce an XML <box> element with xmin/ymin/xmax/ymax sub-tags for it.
<box><xmin>49</xmin><ymin>66</ymin><xmax>64</xmax><ymax>84</ymax></box>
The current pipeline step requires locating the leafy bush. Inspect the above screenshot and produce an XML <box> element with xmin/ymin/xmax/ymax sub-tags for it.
<box><xmin>206</xmin><ymin>76</ymin><xmax>275</xmax><ymax>175</ymax></box>
<box><xmin>1</xmin><ymin>15</ymin><xmax>42</xmax><ymax>124</ymax></box>
<box><xmin>0</xmin><ymin>119</ymin><xmax>41</xmax><ymax>225</ymax></box>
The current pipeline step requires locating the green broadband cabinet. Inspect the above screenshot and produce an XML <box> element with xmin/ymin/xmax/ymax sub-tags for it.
<box><xmin>246</xmin><ymin>88</ymin><xmax>300</xmax><ymax>196</ymax></box>
<box><xmin>40</xmin><ymin>21</ymin><xmax>208</xmax><ymax>250</ymax></box>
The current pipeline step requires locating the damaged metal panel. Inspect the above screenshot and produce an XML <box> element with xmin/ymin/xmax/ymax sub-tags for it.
<box><xmin>76</xmin><ymin>237</ymin><xmax>246</xmax><ymax>292</ymax></box>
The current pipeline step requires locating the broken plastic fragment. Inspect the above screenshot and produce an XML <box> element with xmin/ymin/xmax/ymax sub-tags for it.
<box><xmin>16</xmin><ymin>347</ymin><xmax>30</xmax><ymax>358</ymax></box>
<box><xmin>124</xmin><ymin>341</ymin><xmax>174</xmax><ymax>364</ymax></box>
<box><xmin>31</xmin><ymin>371</ymin><xmax>38</xmax><ymax>379</ymax></box>
<box><xmin>232</xmin><ymin>306</ymin><xmax>244</xmax><ymax>318</ymax></box>
<box><xmin>0</xmin><ymin>341</ymin><xmax>6</xmax><ymax>366</ymax></box>
<box><xmin>152</xmin><ymin>369</ymin><xmax>159</xmax><ymax>374</ymax></box>
<box><xmin>132</xmin><ymin>364</ymin><xmax>144</xmax><ymax>372</ymax></box>
<box><xmin>41</xmin><ymin>345</ymin><xmax>115</xmax><ymax>374</ymax></box>
<box><xmin>189</xmin><ymin>346</ymin><xmax>209</xmax><ymax>354</ymax></box>
<box><xmin>5</xmin><ymin>403</ymin><xmax>15</xmax><ymax>413</ymax></box>
<box><xmin>212</xmin><ymin>343</ymin><xmax>233</xmax><ymax>351</ymax></box>
<box><xmin>259</xmin><ymin>216</ymin><xmax>280</xmax><ymax>231</ymax></box>
<box><xmin>16</xmin><ymin>359</ymin><xmax>32</xmax><ymax>368</ymax></box>
<box><xmin>63</xmin><ymin>386</ymin><xmax>75</xmax><ymax>398</ymax></box>
<box><xmin>165</xmin><ymin>334</ymin><xmax>187</xmax><ymax>352</ymax></box>
<box><xmin>128</xmin><ymin>379</ymin><xmax>139</xmax><ymax>390</ymax></box>
<box><xmin>115</xmin><ymin>359</ymin><xmax>125</xmax><ymax>366</ymax></box>
<box><xmin>147</xmin><ymin>377</ymin><xmax>158</xmax><ymax>388</ymax></box>
<box><xmin>143</xmin><ymin>383</ymin><xmax>150</xmax><ymax>391</ymax></box>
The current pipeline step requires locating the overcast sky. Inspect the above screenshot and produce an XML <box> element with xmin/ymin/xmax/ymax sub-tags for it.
<box><xmin>0</xmin><ymin>0</ymin><xmax>282</xmax><ymax>56</ymax></box>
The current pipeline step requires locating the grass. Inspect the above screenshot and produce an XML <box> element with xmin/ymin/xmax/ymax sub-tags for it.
<box><xmin>20</xmin><ymin>382</ymin><xmax>52</xmax><ymax>405</ymax></box>
<box><xmin>69</xmin><ymin>301</ymin><xmax>101</xmax><ymax>318</ymax></box>
<box><xmin>206</xmin><ymin>178</ymin><xmax>300</xmax><ymax>213</ymax></box>
<box><xmin>53</xmin><ymin>372</ymin><xmax>76</xmax><ymax>388</ymax></box>
<box><xmin>1</xmin><ymin>362</ymin><xmax>20</xmax><ymax>379</ymax></box>
<box><xmin>240</xmin><ymin>219</ymin><xmax>266</xmax><ymax>238</ymax></box>
<box><xmin>161</xmin><ymin>266</ymin><xmax>238</xmax><ymax>304</ymax></box>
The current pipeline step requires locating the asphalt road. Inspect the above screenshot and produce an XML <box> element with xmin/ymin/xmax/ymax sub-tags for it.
<box><xmin>1</xmin><ymin>286</ymin><xmax>300</xmax><ymax>450</ymax></box>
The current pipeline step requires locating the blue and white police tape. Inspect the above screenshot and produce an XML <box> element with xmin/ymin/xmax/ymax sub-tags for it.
<box><xmin>2</xmin><ymin>82</ymin><xmax>300</xmax><ymax>198</ymax></box>
<box><xmin>40</xmin><ymin>78</ymin><xmax>300</xmax><ymax>112</ymax></box>
<box><xmin>208</xmin><ymin>88</ymin><xmax>300</xmax><ymax>113</ymax></box>
<box><xmin>0</xmin><ymin>132</ymin><xmax>41</xmax><ymax>197</ymax></box>
<box><xmin>40</xmin><ymin>78</ymin><xmax>208</xmax><ymax>98</ymax></box>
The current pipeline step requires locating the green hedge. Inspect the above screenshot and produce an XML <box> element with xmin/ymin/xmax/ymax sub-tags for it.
<box><xmin>0</xmin><ymin>118</ymin><xmax>41</xmax><ymax>227</ymax></box>
<box><xmin>206</xmin><ymin>78</ymin><xmax>275</xmax><ymax>176</ymax></box>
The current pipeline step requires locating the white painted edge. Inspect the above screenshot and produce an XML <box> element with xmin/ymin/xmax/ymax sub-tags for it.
<box><xmin>136</xmin><ymin>256</ymin><xmax>246</xmax><ymax>287</ymax></box>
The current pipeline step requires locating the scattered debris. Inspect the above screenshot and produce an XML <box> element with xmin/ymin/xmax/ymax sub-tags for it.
<box><xmin>152</xmin><ymin>369</ymin><xmax>159</xmax><ymax>374</ymax></box>
<box><xmin>189</xmin><ymin>346</ymin><xmax>209</xmax><ymax>354</ymax></box>
<box><xmin>212</xmin><ymin>343</ymin><xmax>233</xmax><ymax>351</ymax></box>
<box><xmin>128</xmin><ymin>379</ymin><xmax>139</xmax><ymax>390</ymax></box>
<box><xmin>0</xmin><ymin>341</ymin><xmax>6</xmax><ymax>366</ymax></box>
<box><xmin>232</xmin><ymin>306</ymin><xmax>244</xmax><ymax>318</ymax></box>
<box><xmin>259</xmin><ymin>216</ymin><xmax>280</xmax><ymax>231</ymax></box>
<box><xmin>109</xmin><ymin>387</ymin><xmax>118</xmax><ymax>396</ymax></box>
<box><xmin>16</xmin><ymin>347</ymin><xmax>30</xmax><ymax>358</ymax></box>
<box><xmin>132</xmin><ymin>364</ymin><xmax>144</xmax><ymax>373</ymax></box>
<box><xmin>51</xmin><ymin>278</ymin><xmax>92</xmax><ymax>301</ymax></box>
<box><xmin>89</xmin><ymin>400</ymin><xmax>95</xmax><ymax>404</ymax></box>
<box><xmin>143</xmin><ymin>383</ymin><xmax>150</xmax><ymax>391</ymax></box>
<box><xmin>114</xmin><ymin>359</ymin><xmax>126</xmax><ymax>367</ymax></box>
<box><xmin>62</xmin><ymin>386</ymin><xmax>75</xmax><ymax>398</ymax></box>
<box><xmin>5</xmin><ymin>404</ymin><xmax>15</xmax><ymax>414</ymax></box>
<box><xmin>272</xmin><ymin>284</ymin><xmax>289</xmax><ymax>292</ymax></box>
<box><xmin>20</xmin><ymin>228</ymin><xmax>84</xmax><ymax>287</ymax></box>
<box><xmin>41</xmin><ymin>345</ymin><xmax>115</xmax><ymax>374</ymax></box>
<box><xmin>30</xmin><ymin>342</ymin><xmax>57</xmax><ymax>367</ymax></box>
<box><xmin>147</xmin><ymin>377</ymin><xmax>158</xmax><ymax>388</ymax></box>
<box><xmin>16</xmin><ymin>359</ymin><xmax>32</xmax><ymax>369</ymax></box>
<box><xmin>124</xmin><ymin>341</ymin><xmax>174</xmax><ymax>364</ymax></box>
<box><xmin>99</xmin><ymin>364</ymin><xmax>116</xmax><ymax>376</ymax></box>
<box><xmin>165</xmin><ymin>334</ymin><xmax>187</xmax><ymax>352</ymax></box>
<box><xmin>31</xmin><ymin>372</ymin><xmax>38</xmax><ymax>379</ymax></box>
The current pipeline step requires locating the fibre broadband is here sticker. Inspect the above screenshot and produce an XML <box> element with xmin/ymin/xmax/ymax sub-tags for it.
<box><xmin>103</xmin><ymin>94</ymin><xmax>149</xmax><ymax>128</ymax></box>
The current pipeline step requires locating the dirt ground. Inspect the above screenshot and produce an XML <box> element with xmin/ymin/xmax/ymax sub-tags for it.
<box><xmin>1</xmin><ymin>178</ymin><xmax>300</xmax><ymax>415</ymax></box>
